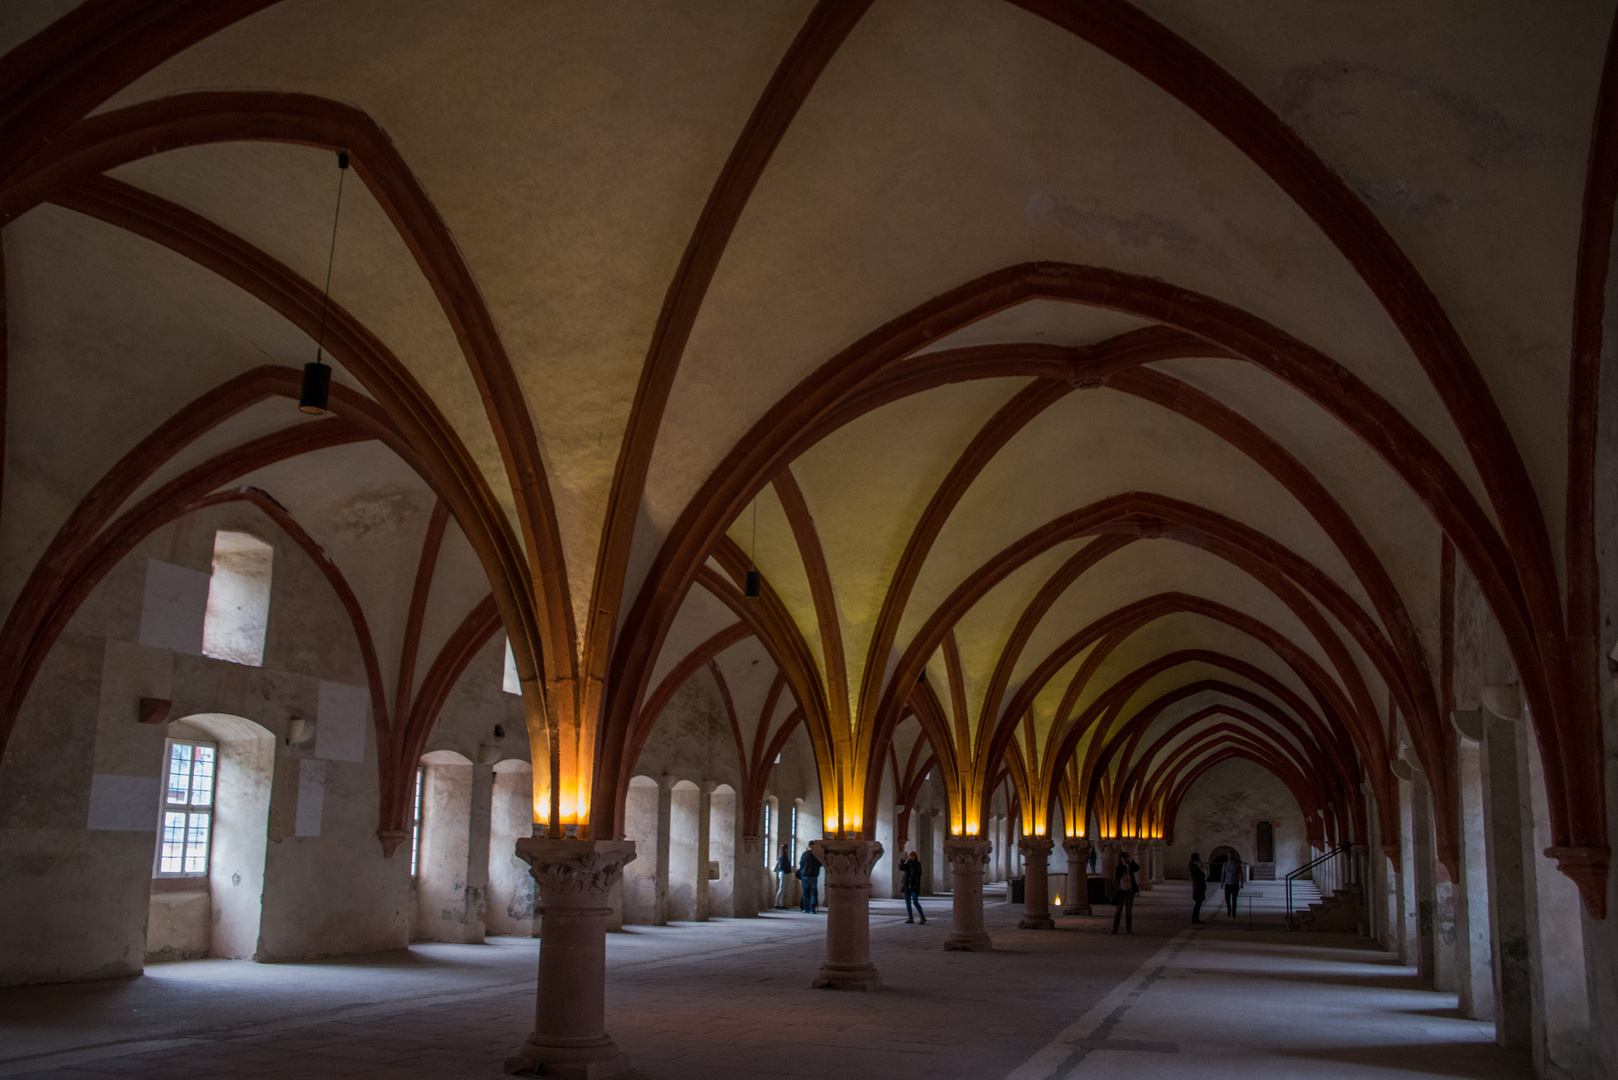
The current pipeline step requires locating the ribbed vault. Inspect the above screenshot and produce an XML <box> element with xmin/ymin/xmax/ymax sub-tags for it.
<box><xmin>0</xmin><ymin>0</ymin><xmax>1611</xmax><ymax>919</ymax></box>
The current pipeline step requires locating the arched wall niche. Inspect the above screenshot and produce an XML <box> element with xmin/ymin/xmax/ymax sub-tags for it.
<box><xmin>414</xmin><ymin>748</ymin><xmax>486</xmax><ymax>945</ymax></box>
<box><xmin>708</xmin><ymin>782</ymin><xmax>737</xmax><ymax>918</ymax></box>
<box><xmin>488</xmin><ymin>758</ymin><xmax>535</xmax><ymax>936</ymax></box>
<box><xmin>668</xmin><ymin>779</ymin><xmax>701</xmax><ymax>922</ymax></box>
<box><xmin>622</xmin><ymin>774</ymin><xmax>661</xmax><ymax>925</ymax></box>
<box><xmin>146</xmin><ymin>712</ymin><xmax>274</xmax><ymax>963</ymax></box>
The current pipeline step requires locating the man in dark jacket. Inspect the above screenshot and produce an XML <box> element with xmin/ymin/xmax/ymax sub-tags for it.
<box><xmin>1189</xmin><ymin>852</ymin><xmax>1207</xmax><ymax>924</ymax></box>
<box><xmin>798</xmin><ymin>847</ymin><xmax>822</xmax><ymax>914</ymax></box>
<box><xmin>899</xmin><ymin>851</ymin><xmax>925</xmax><ymax>924</ymax></box>
<box><xmin>1111</xmin><ymin>852</ymin><xmax>1141</xmax><ymax>934</ymax></box>
<box><xmin>1222</xmin><ymin>853</ymin><xmax>1243</xmax><ymax>917</ymax></box>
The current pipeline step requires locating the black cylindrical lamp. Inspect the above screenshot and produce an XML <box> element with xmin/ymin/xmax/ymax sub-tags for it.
<box><xmin>299</xmin><ymin>150</ymin><xmax>349</xmax><ymax>416</ymax></box>
<box><xmin>299</xmin><ymin>357</ymin><xmax>332</xmax><ymax>414</ymax></box>
<box><xmin>744</xmin><ymin>568</ymin><xmax>761</xmax><ymax>598</ymax></box>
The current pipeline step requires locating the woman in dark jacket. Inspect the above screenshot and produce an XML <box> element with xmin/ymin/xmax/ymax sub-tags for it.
<box><xmin>1189</xmin><ymin>853</ymin><xmax>1207</xmax><ymax>924</ymax></box>
<box><xmin>899</xmin><ymin>852</ymin><xmax>925</xmax><ymax>924</ymax></box>
<box><xmin>774</xmin><ymin>844</ymin><xmax>793</xmax><ymax>910</ymax></box>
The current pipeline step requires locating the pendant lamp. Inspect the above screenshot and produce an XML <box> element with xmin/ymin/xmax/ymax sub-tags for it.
<box><xmin>300</xmin><ymin>150</ymin><xmax>350</xmax><ymax>414</ymax></box>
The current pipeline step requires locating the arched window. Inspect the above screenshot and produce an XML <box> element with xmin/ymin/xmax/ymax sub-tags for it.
<box><xmin>502</xmin><ymin>637</ymin><xmax>522</xmax><ymax>695</ymax></box>
<box><xmin>201</xmin><ymin>531</ymin><xmax>273</xmax><ymax>667</ymax></box>
<box><xmin>410</xmin><ymin>765</ymin><xmax>425</xmax><ymax>876</ymax></box>
<box><xmin>156</xmin><ymin>739</ymin><xmax>216</xmax><ymax>877</ymax></box>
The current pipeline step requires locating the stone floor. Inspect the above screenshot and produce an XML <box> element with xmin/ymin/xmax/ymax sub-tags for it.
<box><xmin>0</xmin><ymin>883</ymin><xmax>1530</xmax><ymax>1079</ymax></box>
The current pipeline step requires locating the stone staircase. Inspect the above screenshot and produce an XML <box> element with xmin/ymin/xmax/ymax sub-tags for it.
<box><xmin>1290</xmin><ymin>881</ymin><xmax>1366</xmax><ymax>933</ymax></box>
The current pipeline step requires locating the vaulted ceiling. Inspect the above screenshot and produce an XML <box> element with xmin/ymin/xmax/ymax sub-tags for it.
<box><xmin>1</xmin><ymin>0</ymin><xmax>1611</xmax><ymax>910</ymax></box>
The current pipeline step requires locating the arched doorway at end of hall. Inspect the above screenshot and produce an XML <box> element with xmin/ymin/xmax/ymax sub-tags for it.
<box><xmin>1208</xmin><ymin>844</ymin><xmax>1244</xmax><ymax>888</ymax></box>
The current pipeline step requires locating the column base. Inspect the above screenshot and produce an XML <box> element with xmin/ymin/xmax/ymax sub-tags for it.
<box><xmin>505</xmin><ymin>1036</ymin><xmax>631</xmax><ymax>1079</ymax></box>
<box><xmin>1063</xmin><ymin>901</ymin><xmax>1093</xmax><ymax>916</ymax></box>
<box><xmin>1018</xmin><ymin>915</ymin><xmax>1055</xmax><ymax>929</ymax></box>
<box><xmin>810</xmin><ymin>961</ymin><xmax>881</xmax><ymax>990</ymax></box>
<box><xmin>943</xmin><ymin>930</ymin><xmax>993</xmax><ymax>951</ymax></box>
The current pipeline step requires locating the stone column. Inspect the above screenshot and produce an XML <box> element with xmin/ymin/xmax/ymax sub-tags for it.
<box><xmin>696</xmin><ymin>782</ymin><xmax>714</xmax><ymax>922</ymax></box>
<box><xmin>1017</xmin><ymin>835</ymin><xmax>1055</xmax><ymax>929</ymax></box>
<box><xmin>1150</xmin><ymin>839</ymin><xmax>1165</xmax><ymax>885</ymax></box>
<box><xmin>654</xmin><ymin>776</ymin><xmax>673</xmax><ymax>926</ymax></box>
<box><xmin>735</xmin><ymin>833</ymin><xmax>760</xmax><ymax>917</ymax></box>
<box><xmin>808</xmin><ymin>839</ymin><xmax>883</xmax><ymax>989</ymax></box>
<box><xmin>507</xmin><ymin>837</ymin><xmax>636</xmax><ymax>1079</ymax></box>
<box><xmin>467</xmin><ymin>763</ymin><xmax>494</xmax><ymax>937</ymax></box>
<box><xmin>1480</xmin><ymin>711</ymin><xmax>1532</xmax><ymax>1049</ymax></box>
<box><xmin>1410</xmin><ymin>765</ymin><xmax>1439</xmax><ymax>984</ymax></box>
<box><xmin>1097</xmin><ymin>839</ymin><xmax>1121</xmax><ymax>901</ymax></box>
<box><xmin>1451</xmin><ymin>719</ymin><xmax>1495</xmax><ymax>1022</ymax></box>
<box><xmin>942</xmin><ymin>837</ymin><xmax>992</xmax><ymax>951</ymax></box>
<box><xmin>1062</xmin><ymin>837</ymin><xmax>1093</xmax><ymax>915</ymax></box>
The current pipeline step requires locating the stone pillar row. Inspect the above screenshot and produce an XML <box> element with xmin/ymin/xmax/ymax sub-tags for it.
<box><xmin>511</xmin><ymin>830</ymin><xmax>1050</xmax><ymax>1075</ymax></box>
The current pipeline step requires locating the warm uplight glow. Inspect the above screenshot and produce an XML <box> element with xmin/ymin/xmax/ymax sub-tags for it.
<box><xmin>963</xmin><ymin>819</ymin><xmax>980</xmax><ymax>836</ymax></box>
<box><xmin>1053</xmin><ymin>895</ymin><xmax>1061</xmax><ymax>906</ymax></box>
<box><xmin>532</xmin><ymin>776</ymin><xmax>550</xmax><ymax>825</ymax></box>
<box><xmin>557</xmin><ymin>783</ymin><xmax>584</xmax><ymax>826</ymax></box>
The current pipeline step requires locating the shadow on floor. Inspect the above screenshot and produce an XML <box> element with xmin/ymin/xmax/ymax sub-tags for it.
<box><xmin>1277</xmin><ymin>1042</ymin><xmax>1531</xmax><ymax>1079</ymax></box>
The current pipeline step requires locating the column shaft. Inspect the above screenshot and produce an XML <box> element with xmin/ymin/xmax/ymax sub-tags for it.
<box><xmin>943</xmin><ymin>838</ymin><xmax>992</xmax><ymax>951</ymax></box>
<box><xmin>507</xmin><ymin>838</ymin><xmax>636</xmax><ymax>1079</ymax></box>
<box><xmin>1018</xmin><ymin>836</ymin><xmax>1055</xmax><ymax>929</ymax></box>
<box><xmin>809</xmin><ymin>839</ymin><xmax>883</xmax><ymax>989</ymax></box>
<box><xmin>696</xmin><ymin>784</ymin><xmax>713</xmax><ymax>922</ymax></box>
<box><xmin>1481</xmin><ymin>714</ymin><xmax>1532</xmax><ymax>1048</ymax></box>
<box><xmin>654</xmin><ymin>780</ymin><xmax>672</xmax><ymax>926</ymax></box>
<box><xmin>1062</xmin><ymin>838</ymin><xmax>1093</xmax><ymax>915</ymax></box>
<box><xmin>735</xmin><ymin>833</ymin><xmax>760</xmax><ymax>917</ymax></box>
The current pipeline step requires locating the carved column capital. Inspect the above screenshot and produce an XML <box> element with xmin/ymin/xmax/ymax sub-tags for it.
<box><xmin>942</xmin><ymin>838</ymin><xmax>992</xmax><ymax>868</ymax></box>
<box><xmin>810</xmin><ymin>838</ymin><xmax>884</xmax><ymax>887</ymax></box>
<box><xmin>515</xmin><ymin>837</ymin><xmax>637</xmax><ymax>904</ymax></box>
<box><xmin>1061</xmin><ymin>836</ymin><xmax>1092</xmax><ymax>861</ymax></box>
<box><xmin>1017</xmin><ymin>834</ymin><xmax>1054</xmax><ymax>859</ymax></box>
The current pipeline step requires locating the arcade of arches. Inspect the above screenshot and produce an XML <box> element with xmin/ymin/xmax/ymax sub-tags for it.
<box><xmin>1</xmin><ymin>2</ymin><xmax>1616</xmax><ymax>1079</ymax></box>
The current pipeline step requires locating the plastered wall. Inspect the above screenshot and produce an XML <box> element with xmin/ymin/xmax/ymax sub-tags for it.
<box><xmin>1165</xmin><ymin>758</ymin><xmax>1308</xmax><ymax>882</ymax></box>
<box><xmin>0</xmin><ymin>505</ymin><xmax>526</xmax><ymax>984</ymax></box>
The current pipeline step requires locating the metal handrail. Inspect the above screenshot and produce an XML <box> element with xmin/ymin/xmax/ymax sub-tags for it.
<box><xmin>1285</xmin><ymin>844</ymin><xmax>1360</xmax><ymax>929</ymax></box>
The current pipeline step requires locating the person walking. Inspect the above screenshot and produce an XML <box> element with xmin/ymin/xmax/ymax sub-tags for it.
<box><xmin>1222</xmin><ymin>852</ymin><xmax>1244</xmax><ymax>917</ymax></box>
<box><xmin>1111</xmin><ymin>851</ymin><xmax>1141</xmax><ymax>934</ymax></box>
<box><xmin>798</xmin><ymin>846</ymin><xmax>822</xmax><ymax>914</ymax></box>
<box><xmin>774</xmin><ymin>843</ymin><xmax>793</xmax><ymax>910</ymax></box>
<box><xmin>899</xmin><ymin>851</ymin><xmax>926</xmax><ymax>924</ymax></box>
<box><xmin>1188</xmin><ymin>853</ymin><xmax>1207</xmax><ymax>924</ymax></box>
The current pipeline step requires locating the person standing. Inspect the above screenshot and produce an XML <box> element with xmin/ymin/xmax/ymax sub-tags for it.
<box><xmin>1222</xmin><ymin>852</ymin><xmax>1244</xmax><ymax>917</ymax></box>
<box><xmin>1188</xmin><ymin>853</ymin><xmax>1208</xmax><ymax>924</ymax></box>
<box><xmin>798</xmin><ymin>846</ymin><xmax>822</xmax><ymax>914</ymax></box>
<box><xmin>1111</xmin><ymin>851</ymin><xmax>1141</xmax><ymax>934</ymax></box>
<box><xmin>774</xmin><ymin>844</ymin><xmax>793</xmax><ymax>910</ymax></box>
<box><xmin>899</xmin><ymin>851</ymin><xmax>926</xmax><ymax>924</ymax></box>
